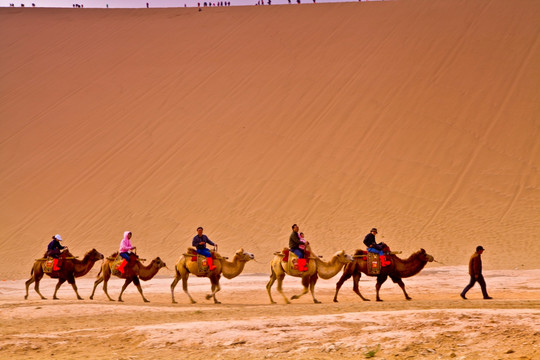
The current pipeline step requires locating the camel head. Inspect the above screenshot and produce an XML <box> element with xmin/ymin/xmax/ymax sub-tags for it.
<box><xmin>334</xmin><ymin>250</ymin><xmax>353</xmax><ymax>264</ymax></box>
<box><xmin>419</xmin><ymin>248</ymin><xmax>434</xmax><ymax>263</ymax></box>
<box><xmin>86</xmin><ymin>248</ymin><xmax>104</xmax><ymax>262</ymax></box>
<box><xmin>152</xmin><ymin>257</ymin><xmax>167</xmax><ymax>269</ymax></box>
<box><xmin>235</xmin><ymin>248</ymin><xmax>255</xmax><ymax>262</ymax></box>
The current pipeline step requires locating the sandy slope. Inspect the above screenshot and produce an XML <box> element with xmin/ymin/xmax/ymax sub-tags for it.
<box><xmin>1</xmin><ymin>0</ymin><xmax>540</xmax><ymax>281</ymax></box>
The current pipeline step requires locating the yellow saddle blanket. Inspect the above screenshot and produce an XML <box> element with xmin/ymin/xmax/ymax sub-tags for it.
<box><xmin>367</xmin><ymin>252</ymin><xmax>381</xmax><ymax>275</ymax></box>
<box><xmin>197</xmin><ymin>255</ymin><xmax>210</xmax><ymax>274</ymax></box>
<box><xmin>42</xmin><ymin>258</ymin><xmax>56</xmax><ymax>273</ymax></box>
<box><xmin>111</xmin><ymin>255</ymin><xmax>124</xmax><ymax>276</ymax></box>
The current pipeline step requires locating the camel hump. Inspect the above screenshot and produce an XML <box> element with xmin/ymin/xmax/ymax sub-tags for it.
<box><xmin>273</xmin><ymin>248</ymin><xmax>288</xmax><ymax>256</ymax></box>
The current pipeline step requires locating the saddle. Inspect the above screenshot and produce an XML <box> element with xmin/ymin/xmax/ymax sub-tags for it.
<box><xmin>41</xmin><ymin>251</ymin><xmax>71</xmax><ymax>273</ymax></box>
<box><xmin>111</xmin><ymin>255</ymin><xmax>125</xmax><ymax>276</ymax></box>
<box><xmin>184</xmin><ymin>248</ymin><xmax>217</xmax><ymax>275</ymax></box>
<box><xmin>353</xmin><ymin>249</ymin><xmax>393</xmax><ymax>274</ymax></box>
<box><xmin>279</xmin><ymin>248</ymin><xmax>310</xmax><ymax>274</ymax></box>
<box><xmin>110</xmin><ymin>253</ymin><xmax>139</xmax><ymax>276</ymax></box>
<box><xmin>367</xmin><ymin>252</ymin><xmax>382</xmax><ymax>275</ymax></box>
<box><xmin>42</xmin><ymin>258</ymin><xmax>57</xmax><ymax>273</ymax></box>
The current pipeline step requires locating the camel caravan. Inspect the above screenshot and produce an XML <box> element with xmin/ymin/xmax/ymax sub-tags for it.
<box><xmin>25</xmin><ymin>227</ymin><xmax>435</xmax><ymax>304</ymax></box>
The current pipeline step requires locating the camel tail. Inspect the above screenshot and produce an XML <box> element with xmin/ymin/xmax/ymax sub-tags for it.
<box><xmin>96</xmin><ymin>267</ymin><xmax>103</xmax><ymax>278</ymax></box>
<box><xmin>30</xmin><ymin>267</ymin><xmax>34</xmax><ymax>276</ymax></box>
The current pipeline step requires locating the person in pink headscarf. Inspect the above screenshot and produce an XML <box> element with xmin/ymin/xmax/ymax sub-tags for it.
<box><xmin>118</xmin><ymin>231</ymin><xmax>136</xmax><ymax>274</ymax></box>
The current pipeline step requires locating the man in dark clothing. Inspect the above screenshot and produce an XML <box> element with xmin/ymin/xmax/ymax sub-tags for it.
<box><xmin>192</xmin><ymin>226</ymin><xmax>217</xmax><ymax>270</ymax></box>
<box><xmin>363</xmin><ymin>228</ymin><xmax>385</xmax><ymax>252</ymax></box>
<box><xmin>461</xmin><ymin>246</ymin><xmax>492</xmax><ymax>299</ymax></box>
<box><xmin>289</xmin><ymin>224</ymin><xmax>307</xmax><ymax>271</ymax></box>
<box><xmin>47</xmin><ymin>234</ymin><xmax>67</xmax><ymax>271</ymax></box>
<box><xmin>363</xmin><ymin>228</ymin><xmax>391</xmax><ymax>266</ymax></box>
<box><xmin>289</xmin><ymin>224</ymin><xmax>303</xmax><ymax>258</ymax></box>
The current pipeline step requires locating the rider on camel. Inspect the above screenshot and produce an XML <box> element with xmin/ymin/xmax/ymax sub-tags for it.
<box><xmin>192</xmin><ymin>226</ymin><xmax>217</xmax><ymax>270</ymax></box>
<box><xmin>289</xmin><ymin>224</ymin><xmax>307</xmax><ymax>271</ymax></box>
<box><xmin>118</xmin><ymin>231</ymin><xmax>136</xmax><ymax>274</ymax></box>
<box><xmin>47</xmin><ymin>234</ymin><xmax>67</xmax><ymax>271</ymax></box>
<box><xmin>363</xmin><ymin>228</ymin><xmax>391</xmax><ymax>266</ymax></box>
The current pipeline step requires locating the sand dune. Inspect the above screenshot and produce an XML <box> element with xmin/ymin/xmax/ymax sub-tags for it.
<box><xmin>1</xmin><ymin>0</ymin><xmax>539</xmax><ymax>280</ymax></box>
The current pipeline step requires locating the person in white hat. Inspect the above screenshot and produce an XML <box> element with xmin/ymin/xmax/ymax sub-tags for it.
<box><xmin>47</xmin><ymin>234</ymin><xmax>68</xmax><ymax>271</ymax></box>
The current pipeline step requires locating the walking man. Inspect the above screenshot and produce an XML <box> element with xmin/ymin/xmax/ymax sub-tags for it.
<box><xmin>460</xmin><ymin>245</ymin><xmax>492</xmax><ymax>300</ymax></box>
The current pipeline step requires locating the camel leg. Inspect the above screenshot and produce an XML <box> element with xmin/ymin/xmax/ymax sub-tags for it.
<box><xmin>53</xmin><ymin>278</ymin><xmax>67</xmax><ymax>300</ymax></box>
<box><xmin>181</xmin><ymin>273</ymin><xmax>196</xmax><ymax>304</ymax></box>
<box><xmin>276</xmin><ymin>274</ymin><xmax>290</xmax><ymax>304</ymax></box>
<box><xmin>266</xmin><ymin>271</ymin><xmax>278</xmax><ymax>304</ymax></box>
<box><xmin>352</xmin><ymin>273</ymin><xmax>370</xmax><ymax>301</ymax></box>
<box><xmin>391</xmin><ymin>276</ymin><xmax>411</xmax><ymax>300</ymax></box>
<box><xmin>26</xmin><ymin>269</ymin><xmax>46</xmax><ymax>300</ymax></box>
<box><xmin>33</xmin><ymin>276</ymin><xmax>47</xmax><ymax>300</ymax></box>
<box><xmin>376</xmin><ymin>275</ymin><xmax>388</xmax><ymax>302</ymax></box>
<box><xmin>206</xmin><ymin>276</ymin><xmax>222</xmax><ymax>304</ymax></box>
<box><xmin>67</xmin><ymin>275</ymin><xmax>83</xmax><ymax>300</ymax></box>
<box><xmin>309</xmin><ymin>273</ymin><xmax>321</xmax><ymax>304</ymax></box>
<box><xmin>25</xmin><ymin>276</ymin><xmax>34</xmax><ymax>300</ymax></box>
<box><xmin>132</xmin><ymin>276</ymin><xmax>149</xmax><ymax>303</ymax></box>
<box><xmin>25</xmin><ymin>270</ymin><xmax>42</xmax><ymax>300</ymax></box>
<box><xmin>34</xmin><ymin>274</ymin><xmax>47</xmax><ymax>299</ymax></box>
<box><xmin>118</xmin><ymin>278</ymin><xmax>133</xmax><ymax>302</ymax></box>
<box><xmin>102</xmin><ymin>272</ymin><xmax>115</xmax><ymax>302</ymax></box>
<box><xmin>90</xmin><ymin>276</ymin><xmax>104</xmax><ymax>300</ymax></box>
<box><xmin>333</xmin><ymin>272</ymin><xmax>352</xmax><ymax>303</ymax></box>
<box><xmin>291</xmin><ymin>275</ymin><xmax>310</xmax><ymax>301</ymax></box>
<box><xmin>170</xmin><ymin>274</ymin><xmax>180</xmax><ymax>304</ymax></box>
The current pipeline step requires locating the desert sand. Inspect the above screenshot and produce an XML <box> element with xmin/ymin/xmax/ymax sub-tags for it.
<box><xmin>2</xmin><ymin>267</ymin><xmax>540</xmax><ymax>359</ymax></box>
<box><xmin>1</xmin><ymin>0</ymin><xmax>539</xmax><ymax>358</ymax></box>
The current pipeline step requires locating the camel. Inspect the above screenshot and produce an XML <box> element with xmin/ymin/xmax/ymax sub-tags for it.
<box><xmin>266</xmin><ymin>247</ymin><xmax>353</xmax><ymax>304</ymax></box>
<box><xmin>170</xmin><ymin>248</ymin><xmax>254</xmax><ymax>304</ymax></box>
<box><xmin>89</xmin><ymin>253</ymin><xmax>166</xmax><ymax>303</ymax></box>
<box><xmin>333</xmin><ymin>248</ymin><xmax>434</xmax><ymax>302</ymax></box>
<box><xmin>25</xmin><ymin>248</ymin><xmax>104</xmax><ymax>300</ymax></box>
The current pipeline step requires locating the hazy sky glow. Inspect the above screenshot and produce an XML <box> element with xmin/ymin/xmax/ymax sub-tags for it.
<box><xmin>1</xmin><ymin>0</ymin><xmax>375</xmax><ymax>9</ymax></box>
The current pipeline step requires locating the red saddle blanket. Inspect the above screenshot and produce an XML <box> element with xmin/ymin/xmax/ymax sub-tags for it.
<box><xmin>111</xmin><ymin>255</ymin><xmax>124</xmax><ymax>276</ymax></box>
